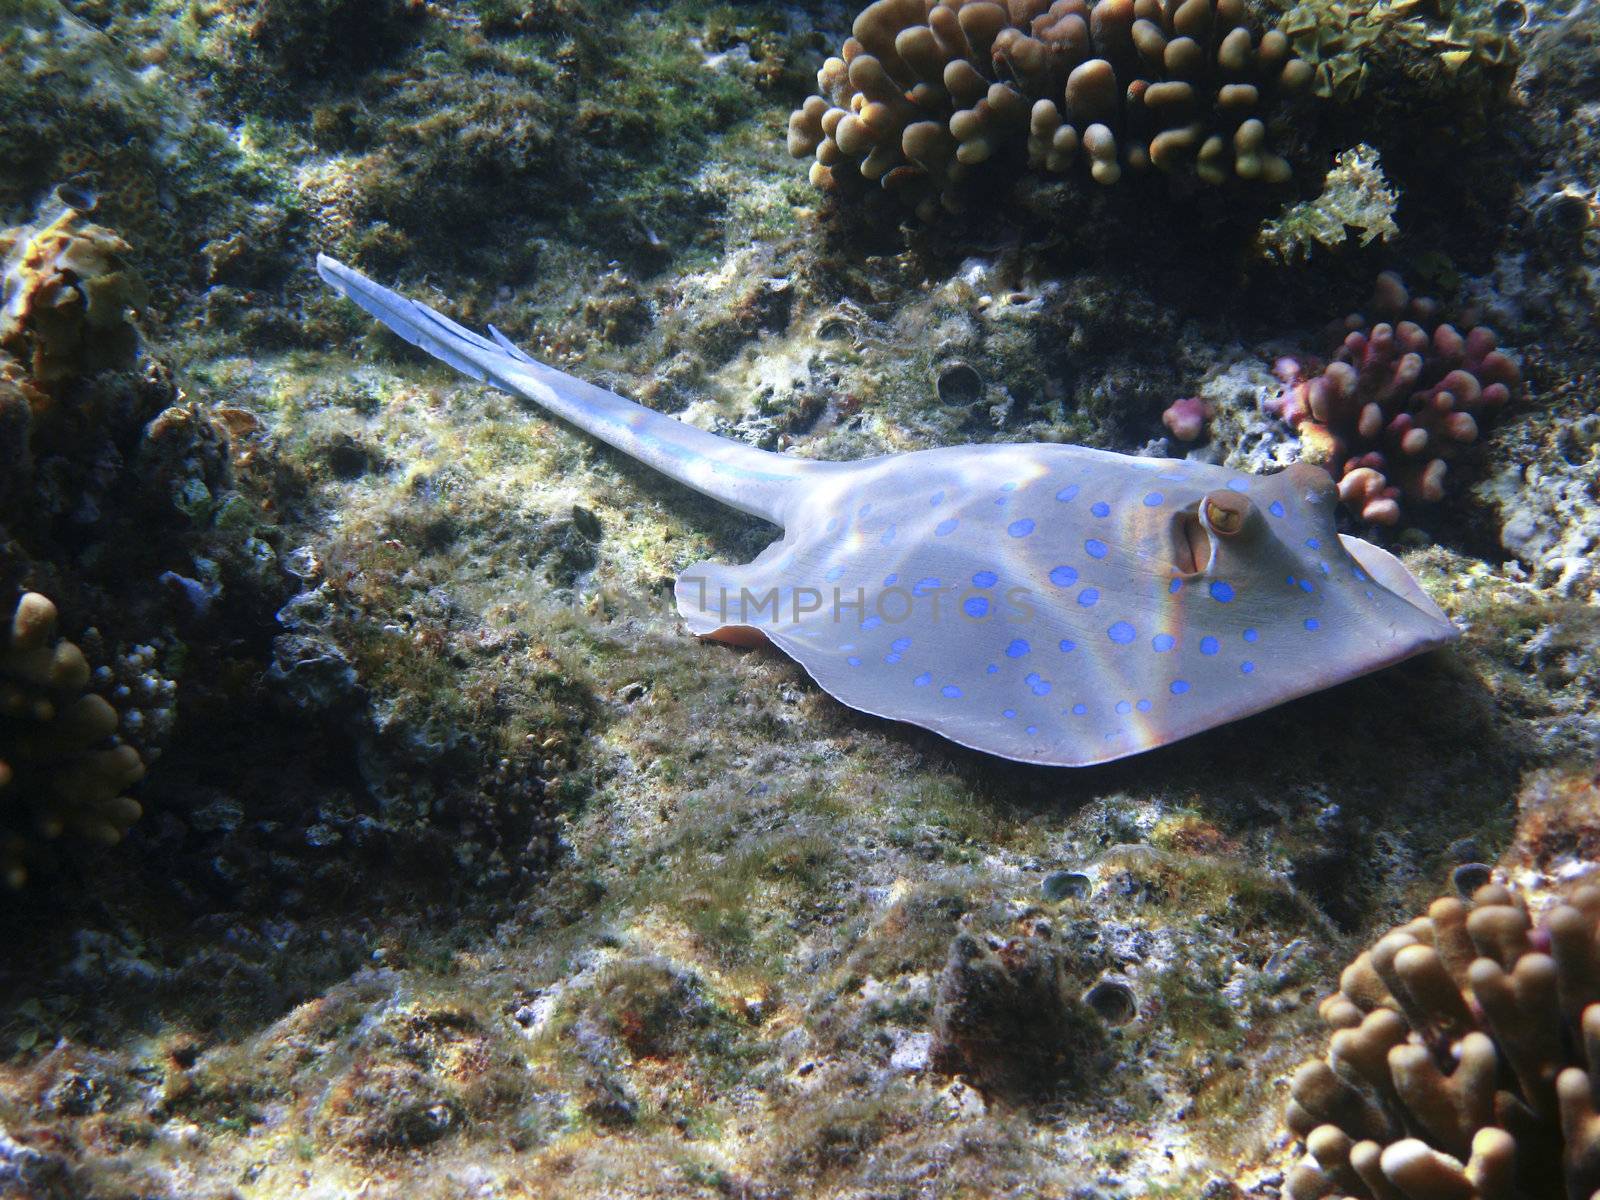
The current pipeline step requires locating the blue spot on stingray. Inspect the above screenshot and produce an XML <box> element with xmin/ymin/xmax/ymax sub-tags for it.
<box><xmin>930</xmin><ymin>491</ymin><xmax>945</xmax><ymax>506</ymax></box>
<box><xmin>986</xmin><ymin>663</ymin><xmax>998</xmax><ymax>674</ymax></box>
<box><xmin>1001</xmin><ymin>481</ymin><xmax>1018</xmax><ymax>492</ymax></box>
<box><xmin>1365</xmin><ymin>589</ymin><xmax>1376</xmax><ymax>600</ymax></box>
<box><xmin>1304</xmin><ymin>617</ymin><xmax>1321</xmax><ymax>631</ymax></box>
<box><xmin>964</xmin><ymin>596</ymin><xmax>990</xmax><ymax>618</ymax></box>
<box><xmin>994</xmin><ymin>496</ymin><xmax>1009</xmax><ymax>507</ymax></box>
<box><xmin>1305</xmin><ymin>537</ymin><xmax>1320</xmax><ymax>550</ymax></box>
<box><xmin>1003</xmin><ymin>708</ymin><xmax>1017</xmax><ymax>719</ymax></box>
<box><xmin>1200</xmin><ymin>636</ymin><xmax>1220</xmax><ymax>655</ymax></box>
<box><xmin>1006</xmin><ymin>639</ymin><xmax>1031</xmax><ymax>658</ymax></box>
<box><xmin>891</xmin><ymin>637</ymin><xmax>912</xmax><ymax>652</ymax></box>
<box><xmin>1026</xmin><ymin>725</ymin><xmax>1038</xmax><ymax>736</ymax></box>
<box><xmin>883</xmin><ymin>653</ymin><xmax>902</xmax><ymax>665</ymax></box>
<box><xmin>1170</xmin><ymin>679</ymin><xmax>1190</xmax><ymax>695</ymax></box>
<box><xmin>840</xmin><ymin>643</ymin><xmax>856</xmax><ymax>652</ymax></box>
<box><xmin>1059</xmin><ymin>639</ymin><xmax>1077</xmax><ymax>653</ymax></box>
<box><xmin>1319</xmin><ymin>561</ymin><xmax>1331</xmax><ymax>576</ymax></box>
<box><xmin>1152</xmin><ymin>634</ymin><xmax>1175</xmax><ymax>652</ymax></box>
<box><xmin>1086</xmin><ymin>539</ymin><xmax>1109</xmax><ymax>559</ymax></box>
<box><xmin>1286</xmin><ymin>574</ymin><xmax>1297</xmax><ymax>587</ymax></box>
<box><xmin>1169</xmin><ymin>578</ymin><xmax>1183</xmax><ymax>594</ymax></box>
<box><xmin>1143</xmin><ymin>491</ymin><xmax>1164</xmax><ymax>507</ymax></box>
<box><xmin>935</xmin><ymin>518</ymin><xmax>959</xmax><ymax>537</ymax></box>
<box><xmin>972</xmin><ymin>571</ymin><xmax>998</xmax><ymax>588</ymax></box>
<box><xmin>1025</xmin><ymin>673</ymin><xmax>1052</xmax><ymax>696</ymax></box>
<box><xmin>913</xmin><ymin>672</ymin><xmax>932</xmax><ymax>687</ymax></box>
<box><xmin>1116</xmin><ymin>700</ymin><xmax>1132</xmax><ymax>715</ymax></box>
<box><xmin>1078</xmin><ymin>588</ymin><xmax>1100</xmax><ymax>607</ymax></box>
<box><xmin>1091</xmin><ymin>501</ymin><xmax>1111</xmax><ymax>517</ymax></box>
<box><xmin>861</xmin><ymin>616</ymin><xmax>882</xmax><ymax>630</ymax></box>
<box><xmin>1008</xmin><ymin>518</ymin><xmax>1036</xmax><ymax>538</ymax></box>
<box><xmin>880</xmin><ymin>526</ymin><xmax>896</xmax><ymax>546</ymax></box>
<box><xmin>914</xmin><ymin>577</ymin><xmax>942</xmax><ymax>595</ymax></box>
<box><xmin>1353</xmin><ymin>567</ymin><xmax>1368</xmax><ymax>582</ymax></box>
<box><xmin>1227</xmin><ymin>478</ymin><xmax>1251</xmax><ymax>492</ymax></box>
<box><xmin>1056</xmin><ymin>484</ymin><xmax>1080</xmax><ymax>502</ymax></box>
<box><xmin>1269</xmin><ymin>501</ymin><xmax>1286</xmax><ymax>518</ymax></box>
<box><xmin>1108</xmin><ymin>621</ymin><xmax>1136</xmax><ymax>644</ymax></box>
<box><xmin>1298</xmin><ymin>578</ymin><xmax>1315</xmax><ymax>594</ymax></box>
<box><xmin>847</xmin><ymin>656</ymin><xmax>862</xmax><ymax>667</ymax></box>
<box><xmin>1210</xmin><ymin>581</ymin><xmax>1235</xmax><ymax>603</ymax></box>
<box><xmin>1136</xmin><ymin>699</ymin><xmax>1152</xmax><ymax>713</ymax></box>
<box><xmin>1072</xmin><ymin>703</ymin><xmax>1088</xmax><ymax>716</ymax></box>
<box><xmin>1050</xmin><ymin>565</ymin><xmax>1079</xmax><ymax>588</ymax></box>
<box><xmin>883</xmin><ymin>574</ymin><xmax>898</xmax><ymax>586</ymax></box>
<box><xmin>1241</xmin><ymin>661</ymin><xmax>1256</xmax><ymax>674</ymax></box>
<box><xmin>1243</xmin><ymin>628</ymin><xmax>1259</xmax><ymax>643</ymax></box>
<box><xmin>825</xmin><ymin>565</ymin><xmax>845</xmax><ymax>582</ymax></box>
<box><xmin>941</xmin><ymin>685</ymin><xmax>963</xmax><ymax>699</ymax></box>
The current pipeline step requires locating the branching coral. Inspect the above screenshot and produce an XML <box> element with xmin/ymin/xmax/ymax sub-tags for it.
<box><xmin>787</xmin><ymin>0</ymin><xmax>1313</xmax><ymax>221</ymax></box>
<box><xmin>1285</xmin><ymin>876</ymin><xmax>1600</xmax><ymax>1200</ymax></box>
<box><xmin>1</xmin><ymin>591</ymin><xmax>145</xmax><ymax>889</ymax></box>
<box><xmin>1268</xmin><ymin>272</ymin><xmax>1520</xmax><ymax>525</ymax></box>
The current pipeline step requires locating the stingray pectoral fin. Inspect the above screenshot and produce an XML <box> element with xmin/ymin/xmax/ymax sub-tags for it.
<box><xmin>1338</xmin><ymin>534</ymin><xmax>1455</xmax><ymax>630</ymax></box>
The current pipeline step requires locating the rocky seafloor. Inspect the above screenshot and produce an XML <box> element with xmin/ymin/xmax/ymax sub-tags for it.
<box><xmin>0</xmin><ymin>0</ymin><xmax>1597</xmax><ymax>1196</ymax></box>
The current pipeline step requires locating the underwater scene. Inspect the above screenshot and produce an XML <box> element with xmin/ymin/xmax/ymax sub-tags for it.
<box><xmin>1</xmin><ymin>0</ymin><xmax>1599</xmax><ymax>1195</ymax></box>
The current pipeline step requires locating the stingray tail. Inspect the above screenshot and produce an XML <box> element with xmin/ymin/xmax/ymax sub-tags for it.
<box><xmin>317</xmin><ymin>254</ymin><xmax>822</xmax><ymax>524</ymax></box>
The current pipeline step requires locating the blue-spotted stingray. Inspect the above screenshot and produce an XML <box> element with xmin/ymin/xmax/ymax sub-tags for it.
<box><xmin>318</xmin><ymin>255</ymin><xmax>1458</xmax><ymax>767</ymax></box>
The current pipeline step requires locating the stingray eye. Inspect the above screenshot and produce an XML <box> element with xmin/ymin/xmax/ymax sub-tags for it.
<box><xmin>1202</xmin><ymin>491</ymin><xmax>1252</xmax><ymax>536</ymax></box>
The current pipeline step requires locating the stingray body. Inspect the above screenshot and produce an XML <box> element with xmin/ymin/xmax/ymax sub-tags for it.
<box><xmin>318</xmin><ymin>255</ymin><xmax>1459</xmax><ymax>766</ymax></box>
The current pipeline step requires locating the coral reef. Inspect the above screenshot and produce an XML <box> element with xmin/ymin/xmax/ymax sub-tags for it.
<box><xmin>1268</xmin><ymin>272</ymin><xmax>1521</xmax><ymax>525</ymax></box>
<box><xmin>1285</xmin><ymin>872</ymin><xmax>1600</xmax><ymax>1200</ymax></box>
<box><xmin>787</xmin><ymin>0</ymin><xmax>1314</xmax><ymax>221</ymax></box>
<box><xmin>0</xmin><ymin>591</ymin><xmax>145</xmax><ymax>889</ymax></box>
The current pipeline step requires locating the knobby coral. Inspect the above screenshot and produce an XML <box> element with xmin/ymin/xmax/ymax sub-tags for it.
<box><xmin>0</xmin><ymin>591</ymin><xmax>145</xmax><ymax>889</ymax></box>
<box><xmin>787</xmin><ymin>0</ymin><xmax>1313</xmax><ymax>221</ymax></box>
<box><xmin>1268</xmin><ymin>272</ymin><xmax>1521</xmax><ymax>526</ymax></box>
<box><xmin>1285</xmin><ymin>876</ymin><xmax>1600</xmax><ymax>1200</ymax></box>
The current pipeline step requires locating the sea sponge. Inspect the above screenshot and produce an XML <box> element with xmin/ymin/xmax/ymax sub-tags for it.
<box><xmin>1268</xmin><ymin>272</ymin><xmax>1520</xmax><ymax>526</ymax></box>
<box><xmin>0</xmin><ymin>206</ymin><xmax>142</xmax><ymax>389</ymax></box>
<box><xmin>1283</xmin><ymin>876</ymin><xmax>1600</xmax><ymax>1200</ymax></box>
<box><xmin>787</xmin><ymin>0</ymin><xmax>1314</xmax><ymax>220</ymax></box>
<box><xmin>0</xmin><ymin>590</ymin><xmax>145</xmax><ymax>889</ymax></box>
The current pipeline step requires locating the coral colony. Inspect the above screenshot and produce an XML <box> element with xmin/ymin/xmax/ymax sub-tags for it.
<box><xmin>1269</xmin><ymin>272</ymin><xmax>1522</xmax><ymax>526</ymax></box>
<box><xmin>1288</xmin><ymin>878</ymin><xmax>1600</xmax><ymax>1200</ymax></box>
<box><xmin>788</xmin><ymin>0</ymin><xmax>1313</xmax><ymax>220</ymax></box>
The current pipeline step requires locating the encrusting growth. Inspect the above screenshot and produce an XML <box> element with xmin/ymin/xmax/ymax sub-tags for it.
<box><xmin>0</xmin><ymin>591</ymin><xmax>145</xmax><ymax>889</ymax></box>
<box><xmin>788</xmin><ymin>0</ymin><xmax>1313</xmax><ymax>221</ymax></box>
<box><xmin>1285</xmin><ymin>877</ymin><xmax>1600</xmax><ymax>1200</ymax></box>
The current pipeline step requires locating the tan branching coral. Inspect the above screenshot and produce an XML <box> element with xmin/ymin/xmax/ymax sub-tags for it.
<box><xmin>1285</xmin><ymin>877</ymin><xmax>1600</xmax><ymax>1200</ymax></box>
<box><xmin>1</xmin><ymin>591</ymin><xmax>145</xmax><ymax>889</ymax></box>
<box><xmin>787</xmin><ymin>0</ymin><xmax>1313</xmax><ymax>220</ymax></box>
<box><xmin>0</xmin><ymin>206</ymin><xmax>142</xmax><ymax>389</ymax></box>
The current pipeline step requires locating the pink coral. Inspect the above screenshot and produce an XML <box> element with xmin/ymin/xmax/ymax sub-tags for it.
<box><xmin>1268</xmin><ymin>273</ymin><xmax>1521</xmax><ymax>526</ymax></box>
<box><xmin>1162</xmin><ymin>395</ymin><xmax>1210</xmax><ymax>442</ymax></box>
